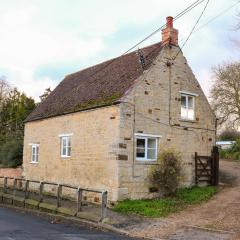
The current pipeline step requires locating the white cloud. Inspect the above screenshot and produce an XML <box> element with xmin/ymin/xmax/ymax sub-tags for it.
<box><xmin>0</xmin><ymin>0</ymin><xmax>239</xmax><ymax>100</ymax></box>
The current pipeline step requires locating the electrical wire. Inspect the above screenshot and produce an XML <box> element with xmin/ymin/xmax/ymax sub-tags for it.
<box><xmin>78</xmin><ymin>0</ymin><xmax>206</xmax><ymax>83</ymax></box>
<box><xmin>122</xmin><ymin>0</ymin><xmax>205</xmax><ymax>55</ymax></box>
<box><xmin>173</xmin><ymin>0</ymin><xmax>210</xmax><ymax>60</ymax></box>
<box><xmin>193</xmin><ymin>0</ymin><xmax>240</xmax><ymax>35</ymax></box>
<box><xmin>177</xmin><ymin>0</ymin><xmax>240</xmax><ymax>45</ymax></box>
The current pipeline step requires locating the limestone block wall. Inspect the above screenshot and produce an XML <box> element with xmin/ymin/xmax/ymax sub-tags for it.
<box><xmin>23</xmin><ymin>45</ymin><xmax>216</xmax><ymax>202</ymax></box>
<box><xmin>23</xmin><ymin>105</ymin><xmax>120</xmax><ymax>201</ymax></box>
<box><xmin>117</xmin><ymin>45</ymin><xmax>216</xmax><ymax>200</ymax></box>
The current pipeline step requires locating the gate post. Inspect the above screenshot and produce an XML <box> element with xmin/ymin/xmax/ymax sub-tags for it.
<box><xmin>212</xmin><ymin>146</ymin><xmax>219</xmax><ymax>186</ymax></box>
<box><xmin>195</xmin><ymin>152</ymin><xmax>198</xmax><ymax>184</ymax></box>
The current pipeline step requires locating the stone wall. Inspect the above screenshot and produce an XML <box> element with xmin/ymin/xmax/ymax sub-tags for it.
<box><xmin>117</xmin><ymin>45</ymin><xmax>216</xmax><ymax>200</ymax></box>
<box><xmin>23</xmin><ymin>45</ymin><xmax>216</xmax><ymax>202</ymax></box>
<box><xmin>23</xmin><ymin>105</ymin><xmax>120</xmax><ymax>201</ymax></box>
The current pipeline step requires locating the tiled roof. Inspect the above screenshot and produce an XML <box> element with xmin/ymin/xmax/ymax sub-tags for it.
<box><xmin>25</xmin><ymin>42</ymin><xmax>162</xmax><ymax>122</ymax></box>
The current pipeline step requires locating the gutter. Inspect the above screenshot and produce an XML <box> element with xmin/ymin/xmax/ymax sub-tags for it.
<box><xmin>24</xmin><ymin>102</ymin><xmax>121</xmax><ymax>124</ymax></box>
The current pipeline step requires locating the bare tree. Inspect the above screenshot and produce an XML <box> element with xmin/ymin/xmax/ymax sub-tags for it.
<box><xmin>0</xmin><ymin>76</ymin><xmax>10</xmax><ymax>107</ymax></box>
<box><xmin>211</xmin><ymin>62</ymin><xmax>240</xmax><ymax>128</ymax></box>
<box><xmin>39</xmin><ymin>87</ymin><xmax>52</xmax><ymax>102</ymax></box>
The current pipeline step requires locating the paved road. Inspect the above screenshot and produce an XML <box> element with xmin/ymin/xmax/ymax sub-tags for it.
<box><xmin>0</xmin><ymin>207</ymin><xmax>137</xmax><ymax>240</ymax></box>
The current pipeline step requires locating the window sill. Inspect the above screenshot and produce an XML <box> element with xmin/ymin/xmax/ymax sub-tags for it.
<box><xmin>136</xmin><ymin>159</ymin><xmax>157</xmax><ymax>165</ymax></box>
<box><xmin>30</xmin><ymin>161</ymin><xmax>38</xmax><ymax>164</ymax></box>
<box><xmin>61</xmin><ymin>156</ymin><xmax>71</xmax><ymax>159</ymax></box>
<box><xmin>179</xmin><ymin>118</ymin><xmax>198</xmax><ymax>123</ymax></box>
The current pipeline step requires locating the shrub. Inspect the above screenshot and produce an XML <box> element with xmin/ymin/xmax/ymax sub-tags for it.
<box><xmin>218</xmin><ymin>129</ymin><xmax>240</xmax><ymax>141</ymax></box>
<box><xmin>219</xmin><ymin>138</ymin><xmax>240</xmax><ymax>160</ymax></box>
<box><xmin>150</xmin><ymin>149</ymin><xmax>182</xmax><ymax>197</ymax></box>
<box><xmin>0</xmin><ymin>139</ymin><xmax>23</xmax><ymax>167</ymax></box>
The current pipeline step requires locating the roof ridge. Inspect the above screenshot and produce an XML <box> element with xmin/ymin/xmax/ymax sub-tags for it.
<box><xmin>65</xmin><ymin>41</ymin><xmax>162</xmax><ymax>79</ymax></box>
<box><xmin>25</xmin><ymin>41</ymin><xmax>163</xmax><ymax>122</ymax></box>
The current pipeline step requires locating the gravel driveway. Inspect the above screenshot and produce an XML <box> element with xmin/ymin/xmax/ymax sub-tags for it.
<box><xmin>119</xmin><ymin>160</ymin><xmax>240</xmax><ymax>240</ymax></box>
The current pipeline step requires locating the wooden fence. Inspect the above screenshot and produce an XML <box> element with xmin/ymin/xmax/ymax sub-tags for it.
<box><xmin>0</xmin><ymin>176</ymin><xmax>108</xmax><ymax>221</ymax></box>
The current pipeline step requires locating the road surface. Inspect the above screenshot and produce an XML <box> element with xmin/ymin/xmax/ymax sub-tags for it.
<box><xmin>0</xmin><ymin>207</ymin><xmax>137</xmax><ymax>240</ymax></box>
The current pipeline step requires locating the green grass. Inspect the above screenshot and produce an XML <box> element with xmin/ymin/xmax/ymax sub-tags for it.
<box><xmin>113</xmin><ymin>186</ymin><xmax>217</xmax><ymax>218</ymax></box>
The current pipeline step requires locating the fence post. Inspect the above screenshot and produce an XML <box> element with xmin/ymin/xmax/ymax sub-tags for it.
<box><xmin>24</xmin><ymin>180</ymin><xmax>29</xmax><ymax>200</ymax></box>
<box><xmin>57</xmin><ymin>184</ymin><xmax>62</xmax><ymax>208</ymax></box>
<box><xmin>211</xmin><ymin>148</ymin><xmax>214</xmax><ymax>185</ymax></box>
<box><xmin>77</xmin><ymin>188</ymin><xmax>83</xmax><ymax>214</ymax></box>
<box><xmin>39</xmin><ymin>182</ymin><xmax>44</xmax><ymax>203</ymax></box>
<box><xmin>3</xmin><ymin>177</ymin><xmax>7</xmax><ymax>193</ymax></box>
<box><xmin>101</xmin><ymin>191</ymin><xmax>108</xmax><ymax>221</ymax></box>
<box><xmin>195</xmin><ymin>152</ymin><xmax>198</xmax><ymax>184</ymax></box>
<box><xmin>212</xmin><ymin>146</ymin><xmax>219</xmax><ymax>186</ymax></box>
<box><xmin>13</xmin><ymin>178</ymin><xmax>17</xmax><ymax>196</ymax></box>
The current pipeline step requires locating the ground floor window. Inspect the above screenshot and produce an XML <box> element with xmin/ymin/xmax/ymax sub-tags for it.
<box><xmin>31</xmin><ymin>144</ymin><xmax>39</xmax><ymax>163</ymax></box>
<box><xmin>59</xmin><ymin>134</ymin><xmax>72</xmax><ymax>158</ymax></box>
<box><xmin>135</xmin><ymin>134</ymin><xmax>161</xmax><ymax>161</ymax></box>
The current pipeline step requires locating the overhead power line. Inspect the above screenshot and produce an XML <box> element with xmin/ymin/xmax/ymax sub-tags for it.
<box><xmin>122</xmin><ymin>0</ymin><xmax>206</xmax><ymax>55</ymax></box>
<box><xmin>178</xmin><ymin>0</ymin><xmax>240</xmax><ymax>44</ymax></box>
<box><xmin>81</xmin><ymin>0</ymin><xmax>207</xmax><ymax>82</ymax></box>
<box><xmin>173</xmin><ymin>0</ymin><xmax>210</xmax><ymax>60</ymax></box>
<box><xmin>193</xmin><ymin>0</ymin><xmax>240</xmax><ymax>34</ymax></box>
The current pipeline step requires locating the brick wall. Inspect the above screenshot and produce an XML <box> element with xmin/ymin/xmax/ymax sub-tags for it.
<box><xmin>0</xmin><ymin>167</ymin><xmax>22</xmax><ymax>178</ymax></box>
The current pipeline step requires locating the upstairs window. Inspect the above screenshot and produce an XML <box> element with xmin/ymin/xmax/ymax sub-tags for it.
<box><xmin>31</xmin><ymin>144</ymin><xmax>39</xmax><ymax>163</ymax></box>
<box><xmin>59</xmin><ymin>134</ymin><xmax>72</xmax><ymax>158</ymax></box>
<box><xmin>181</xmin><ymin>93</ymin><xmax>195</xmax><ymax>120</ymax></box>
<box><xmin>135</xmin><ymin>134</ymin><xmax>161</xmax><ymax>161</ymax></box>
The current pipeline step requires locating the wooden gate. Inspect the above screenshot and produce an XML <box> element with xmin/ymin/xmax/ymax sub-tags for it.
<box><xmin>195</xmin><ymin>146</ymin><xmax>219</xmax><ymax>186</ymax></box>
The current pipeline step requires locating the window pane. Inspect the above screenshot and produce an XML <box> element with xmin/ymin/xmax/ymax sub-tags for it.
<box><xmin>188</xmin><ymin>96</ymin><xmax>194</xmax><ymax>109</ymax></box>
<box><xmin>137</xmin><ymin>138</ymin><xmax>145</xmax><ymax>148</ymax></box>
<box><xmin>32</xmin><ymin>146</ymin><xmax>35</xmax><ymax>155</ymax></box>
<box><xmin>67</xmin><ymin>137</ymin><xmax>71</xmax><ymax>156</ymax></box>
<box><xmin>68</xmin><ymin>137</ymin><xmax>71</xmax><ymax>148</ymax></box>
<box><xmin>188</xmin><ymin>109</ymin><xmax>194</xmax><ymax>120</ymax></box>
<box><xmin>181</xmin><ymin>107</ymin><xmax>188</xmax><ymax>119</ymax></box>
<box><xmin>36</xmin><ymin>146</ymin><xmax>39</xmax><ymax>155</ymax></box>
<box><xmin>62</xmin><ymin>138</ymin><xmax>67</xmax><ymax>147</ymax></box>
<box><xmin>67</xmin><ymin>146</ymin><xmax>71</xmax><ymax>156</ymax></box>
<box><xmin>36</xmin><ymin>146</ymin><xmax>39</xmax><ymax>162</ymax></box>
<box><xmin>62</xmin><ymin>146</ymin><xmax>66</xmax><ymax>156</ymax></box>
<box><xmin>181</xmin><ymin>95</ymin><xmax>187</xmax><ymax>108</ymax></box>
<box><xmin>148</xmin><ymin>138</ymin><xmax>156</xmax><ymax>148</ymax></box>
<box><xmin>136</xmin><ymin>148</ymin><xmax>145</xmax><ymax>158</ymax></box>
<box><xmin>147</xmin><ymin>149</ymin><xmax>156</xmax><ymax>160</ymax></box>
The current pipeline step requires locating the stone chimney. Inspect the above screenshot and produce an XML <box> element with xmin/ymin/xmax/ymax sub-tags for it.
<box><xmin>161</xmin><ymin>16</ymin><xmax>178</xmax><ymax>46</ymax></box>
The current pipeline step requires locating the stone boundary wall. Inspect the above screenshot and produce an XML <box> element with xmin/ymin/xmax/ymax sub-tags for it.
<box><xmin>0</xmin><ymin>167</ymin><xmax>22</xmax><ymax>178</ymax></box>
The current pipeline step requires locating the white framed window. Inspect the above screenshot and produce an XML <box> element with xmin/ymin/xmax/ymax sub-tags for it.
<box><xmin>31</xmin><ymin>144</ymin><xmax>39</xmax><ymax>163</ymax></box>
<box><xmin>60</xmin><ymin>135</ymin><xmax>72</xmax><ymax>158</ymax></box>
<box><xmin>181</xmin><ymin>93</ymin><xmax>195</xmax><ymax>120</ymax></box>
<box><xmin>135</xmin><ymin>134</ymin><xmax>160</xmax><ymax>161</ymax></box>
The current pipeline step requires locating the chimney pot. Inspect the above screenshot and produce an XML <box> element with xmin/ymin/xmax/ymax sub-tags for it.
<box><xmin>166</xmin><ymin>16</ymin><xmax>173</xmax><ymax>28</ymax></box>
<box><xmin>161</xmin><ymin>16</ymin><xmax>178</xmax><ymax>46</ymax></box>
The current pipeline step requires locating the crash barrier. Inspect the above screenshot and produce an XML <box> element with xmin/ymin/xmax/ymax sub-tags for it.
<box><xmin>0</xmin><ymin>176</ymin><xmax>107</xmax><ymax>221</ymax></box>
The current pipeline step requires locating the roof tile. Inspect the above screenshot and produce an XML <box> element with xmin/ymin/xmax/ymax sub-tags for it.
<box><xmin>26</xmin><ymin>42</ymin><xmax>162</xmax><ymax>122</ymax></box>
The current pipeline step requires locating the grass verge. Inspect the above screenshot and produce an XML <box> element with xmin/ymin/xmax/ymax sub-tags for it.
<box><xmin>113</xmin><ymin>186</ymin><xmax>217</xmax><ymax>218</ymax></box>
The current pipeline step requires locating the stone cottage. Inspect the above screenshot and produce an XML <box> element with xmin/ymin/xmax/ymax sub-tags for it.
<box><xmin>23</xmin><ymin>17</ymin><xmax>216</xmax><ymax>201</ymax></box>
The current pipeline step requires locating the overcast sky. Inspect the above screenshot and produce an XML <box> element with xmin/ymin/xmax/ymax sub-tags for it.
<box><xmin>0</xmin><ymin>0</ymin><xmax>240</xmax><ymax>101</ymax></box>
